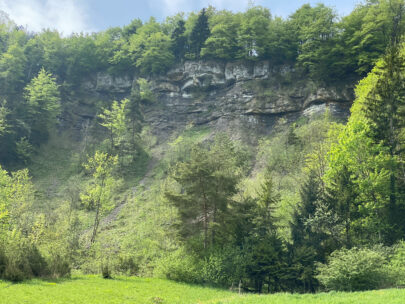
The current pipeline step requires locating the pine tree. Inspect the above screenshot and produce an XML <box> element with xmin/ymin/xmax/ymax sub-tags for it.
<box><xmin>253</xmin><ymin>168</ymin><xmax>280</xmax><ymax>236</ymax></box>
<box><xmin>171</xmin><ymin>20</ymin><xmax>187</xmax><ymax>60</ymax></box>
<box><xmin>325</xmin><ymin>165</ymin><xmax>357</xmax><ymax>248</ymax></box>
<box><xmin>189</xmin><ymin>8</ymin><xmax>210</xmax><ymax>59</ymax></box>
<box><xmin>245</xmin><ymin>168</ymin><xmax>287</xmax><ymax>293</ymax></box>
<box><xmin>290</xmin><ymin>170</ymin><xmax>320</xmax><ymax>248</ymax></box>
<box><xmin>288</xmin><ymin>170</ymin><xmax>324</xmax><ymax>292</ymax></box>
<box><xmin>165</xmin><ymin>135</ymin><xmax>241</xmax><ymax>250</ymax></box>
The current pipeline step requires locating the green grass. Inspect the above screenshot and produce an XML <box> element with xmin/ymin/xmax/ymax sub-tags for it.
<box><xmin>1</xmin><ymin>276</ymin><xmax>404</xmax><ymax>304</ymax></box>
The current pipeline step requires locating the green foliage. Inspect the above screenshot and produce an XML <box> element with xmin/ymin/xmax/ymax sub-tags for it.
<box><xmin>325</xmin><ymin>42</ymin><xmax>405</xmax><ymax>245</ymax></box>
<box><xmin>24</xmin><ymin>68</ymin><xmax>61</xmax><ymax>145</ymax></box>
<box><xmin>15</xmin><ymin>137</ymin><xmax>34</xmax><ymax>164</ymax></box>
<box><xmin>171</xmin><ymin>19</ymin><xmax>187</xmax><ymax>60</ymax></box>
<box><xmin>289</xmin><ymin>4</ymin><xmax>339</xmax><ymax>80</ymax></box>
<box><xmin>98</xmin><ymin>97</ymin><xmax>144</xmax><ymax>170</ymax></box>
<box><xmin>188</xmin><ymin>8</ymin><xmax>210</xmax><ymax>59</ymax></box>
<box><xmin>99</xmin><ymin>99</ymin><xmax>129</xmax><ymax>152</ymax></box>
<box><xmin>2</xmin><ymin>233</ymin><xmax>47</xmax><ymax>282</ymax></box>
<box><xmin>155</xmin><ymin>248</ymin><xmax>202</xmax><ymax>283</ymax></box>
<box><xmin>316</xmin><ymin>247</ymin><xmax>391</xmax><ymax>291</ymax></box>
<box><xmin>136</xmin><ymin>78</ymin><xmax>155</xmax><ymax>102</ymax></box>
<box><xmin>0</xmin><ymin>100</ymin><xmax>9</xmax><ymax>136</ymax></box>
<box><xmin>237</xmin><ymin>6</ymin><xmax>271</xmax><ymax>59</ymax></box>
<box><xmin>165</xmin><ymin>134</ymin><xmax>244</xmax><ymax>250</ymax></box>
<box><xmin>81</xmin><ymin>151</ymin><xmax>120</xmax><ymax>244</ymax></box>
<box><xmin>389</xmin><ymin>241</ymin><xmax>405</xmax><ymax>285</ymax></box>
<box><xmin>201</xmin><ymin>11</ymin><xmax>241</xmax><ymax>59</ymax></box>
<box><xmin>0</xmin><ymin>41</ymin><xmax>27</xmax><ymax>96</ymax></box>
<box><xmin>340</xmin><ymin>0</ymin><xmax>405</xmax><ymax>76</ymax></box>
<box><xmin>0</xmin><ymin>1</ymin><xmax>404</xmax><ymax>292</ymax></box>
<box><xmin>125</xmin><ymin>17</ymin><xmax>174</xmax><ymax>75</ymax></box>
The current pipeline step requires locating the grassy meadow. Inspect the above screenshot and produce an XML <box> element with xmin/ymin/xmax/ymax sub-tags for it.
<box><xmin>1</xmin><ymin>275</ymin><xmax>404</xmax><ymax>304</ymax></box>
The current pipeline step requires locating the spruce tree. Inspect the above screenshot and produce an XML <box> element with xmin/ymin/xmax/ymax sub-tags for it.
<box><xmin>189</xmin><ymin>8</ymin><xmax>210</xmax><ymax>59</ymax></box>
<box><xmin>171</xmin><ymin>20</ymin><xmax>187</xmax><ymax>60</ymax></box>
<box><xmin>290</xmin><ymin>170</ymin><xmax>320</xmax><ymax>248</ymax></box>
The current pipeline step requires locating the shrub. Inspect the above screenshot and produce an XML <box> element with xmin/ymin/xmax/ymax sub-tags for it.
<box><xmin>154</xmin><ymin>248</ymin><xmax>202</xmax><ymax>284</ymax></box>
<box><xmin>47</xmin><ymin>252</ymin><xmax>71</xmax><ymax>279</ymax></box>
<box><xmin>201</xmin><ymin>247</ymin><xmax>249</xmax><ymax>287</ymax></box>
<box><xmin>316</xmin><ymin>247</ymin><xmax>391</xmax><ymax>291</ymax></box>
<box><xmin>2</xmin><ymin>236</ymin><xmax>47</xmax><ymax>282</ymax></box>
<box><xmin>389</xmin><ymin>241</ymin><xmax>405</xmax><ymax>286</ymax></box>
<box><xmin>114</xmin><ymin>254</ymin><xmax>139</xmax><ymax>276</ymax></box>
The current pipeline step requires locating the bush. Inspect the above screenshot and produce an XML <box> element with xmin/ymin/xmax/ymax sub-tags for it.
<box><xmin>0</xmin><ymin>233</ymin><xmax>73</xmax><ymax>282</ymax></box>
<box><xmin>47</xmin><ymin>252</ymin><xmax>71</xmax><ymax>279</ymax></box>
<box><xmin>316</xmin><ymin>247</ymin><xmax>391</xmax><ymax>291</ymax></box>
<box><xmin>201</xmin><ymin>247</ymin><xmax>249</xmax><ymax>287</ymax></box>
<box><xmin>388</xmin><ymin>241</ymin><xmax>405</xmax><ymax>286</ymax></box>
<box><xmin>154</xmin><ymin>248</ymin><xmax>202</xmax><ymax>284</ymax></box>
<box><xmin>2</xmin><ymin>237</ymin><xmax>47</xmax><ymax>282</ymax></box>
<box><xmin>114</xmin><ymin>254</ymin><xmax>139</xmax><ymax>276</ymax></box>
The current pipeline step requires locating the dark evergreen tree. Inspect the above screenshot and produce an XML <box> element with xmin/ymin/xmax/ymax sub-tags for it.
<box><xmin>325</xmin><ymin>165</ymin><xmax>358</xmax><ymax>248</ymax></box>
<box><xmin>290</xmin><ymin>170</ymin><xmax>321</xmax><ymax>248</ymax></box>
<box><xmin>288</xmin><ymin>170</ymin><xmax>324</xmax><ymax>292</ymax></box>
<box><xmin>171</xmin><ymin>20</ymin><xmax>187</xmax><ymax>60</ymax></box>
<box><xmin>122</xmin><ymin>19</ymin><xmax>142</xmax><ymax>39</ymax></box>
<box><xmin>245</xmin><ymin>169</ymin><xmax>287</xmax><ymax>293</ymax></box>
<box><xmin>165</xmin><ymin>134</ymin><xmax>241</xmax><ymax>250</ymax></box>
<box><xmin>189</xmin><ymin>8</ymin><xmax>210</xmax><ymax>59</ymax></box>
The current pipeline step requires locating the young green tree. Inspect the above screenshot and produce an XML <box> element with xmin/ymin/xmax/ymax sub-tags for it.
<box><xmin>81</xmin><ymin>152</ymin><xmax>119</xmax><ymax>244</ymax></box>
<box><xmin>24</xmin><ymin>68</ymin><xmax>61</xmax><ymax>145</ymax></box>
<box><xmin>98</xmin><ymin>99</ymin><xmax>129</xmax><ymax>154</ymax></box>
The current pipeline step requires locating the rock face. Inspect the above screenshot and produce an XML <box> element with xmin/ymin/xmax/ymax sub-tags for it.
<box><xmin>83</xmin><ymin>73</ymin><xmax>132</xmax><ymax>93</ymax></box>
<box><xmin>80</xmin><ymin>60</ymin><xmax>354</xmax><ymax>140</ymax></box>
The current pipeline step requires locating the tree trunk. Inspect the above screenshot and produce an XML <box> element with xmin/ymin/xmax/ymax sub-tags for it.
<box><xmin>203</xmin><ymin>200</ymin><xmax>208</xmax><ymax>249</ymax></box>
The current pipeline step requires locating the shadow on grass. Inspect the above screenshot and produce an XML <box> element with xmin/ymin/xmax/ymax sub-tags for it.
<box><xmin>2</xmin><ymin>276</ymin><xmax>83</xmax><ymax>287</ymax></box>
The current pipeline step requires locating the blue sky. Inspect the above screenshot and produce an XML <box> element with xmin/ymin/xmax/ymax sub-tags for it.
<box><xmin>0</xmin><ymin>0</ymin><xmax>361</xmax><ymax>34</ymax></box>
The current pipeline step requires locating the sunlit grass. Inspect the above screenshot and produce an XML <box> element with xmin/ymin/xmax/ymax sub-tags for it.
<box><xmin>1</xmin><ymin>275</ymin><xmax>404</xmax><ymax>304</ymax></box>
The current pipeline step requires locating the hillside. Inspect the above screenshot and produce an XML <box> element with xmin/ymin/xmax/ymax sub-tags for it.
<box><xmin>0</xmin><ymin>0</ymin><xmax>405</xmax><ymax>296</ymax></box>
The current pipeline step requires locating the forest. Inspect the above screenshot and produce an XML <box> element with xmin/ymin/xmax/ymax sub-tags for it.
<box><xmin>0</xmin><ymin>0</ymin><xmax>405</xmax><ymax>297</ymax></box>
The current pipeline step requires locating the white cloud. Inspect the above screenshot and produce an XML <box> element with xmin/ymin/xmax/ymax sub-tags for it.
<box><xmin>0</xmin><ymin>0</ymin><xmax>93</xmax><ymax>35</ymax></box>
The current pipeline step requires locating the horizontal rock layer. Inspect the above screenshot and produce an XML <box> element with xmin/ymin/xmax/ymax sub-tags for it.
<box><xmin>80</xmin><ymin>60</ymin><xmax>354</xmax><ymax>140</ymax></box>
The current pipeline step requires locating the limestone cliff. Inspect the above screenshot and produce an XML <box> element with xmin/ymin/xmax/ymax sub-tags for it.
<box><xmin>80</xmin><ymin>60</ymin><xmax>354</xmax><ymax>141</ymax></box>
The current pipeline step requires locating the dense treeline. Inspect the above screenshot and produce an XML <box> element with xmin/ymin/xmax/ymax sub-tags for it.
<box><xmin>0</xmin><ymin>0</ymin><xmax>405</xmax><ymax>294</ymax></box>
<box><xmin>1</xmin><ymin>0</ymin><xmax>404</xmax><ymax>167</ymax></box>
